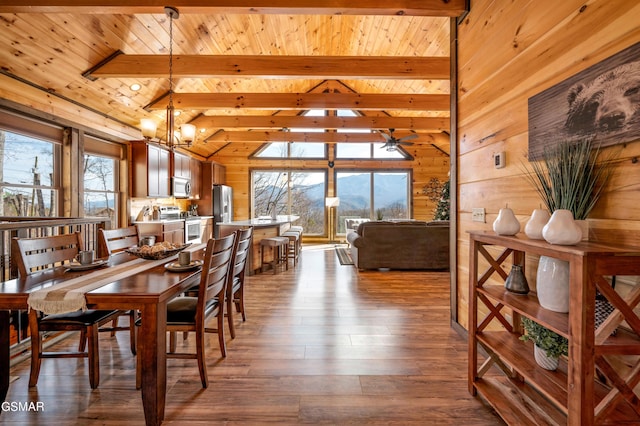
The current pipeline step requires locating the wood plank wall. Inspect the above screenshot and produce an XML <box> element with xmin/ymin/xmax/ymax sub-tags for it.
<box><xmin>456</xmin><ymin>0</ymin><xmax>640</xmax><ymax>330</ymax></box>
<box><xmin>212</xmin><ymin>140</ymin><xmax>450</xmax><ymax>229</ymax></box>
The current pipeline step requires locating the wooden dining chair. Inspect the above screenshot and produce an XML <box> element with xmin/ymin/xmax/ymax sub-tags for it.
<box><xmin>226</xmin><ymin>227</ymin><xmax>252</xmax><ymax>339</ymax></box>
<box><xmin>136</xmin><ymin>234</ymin><xmax>236</xmax><ymax>389</ymax></box>
<box><xmin>96</xmin><ymin>226</ymin><xmax>140</xmax><ymax>354</ymax></box>
<box><xmin>11</xmin><ymin>232</ymin><xmax>121</xmax><ymax>389</ymax></box>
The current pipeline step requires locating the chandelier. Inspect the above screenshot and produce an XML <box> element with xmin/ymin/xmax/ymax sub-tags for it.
<box><xmin>140</xmin><ymin>6</ymin><xmax>196</xmax><ymax>148</ymax></box>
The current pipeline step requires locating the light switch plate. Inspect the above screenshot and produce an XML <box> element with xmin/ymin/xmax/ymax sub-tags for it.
<box><xmin>493</xmin><ymin>152</ymin><xmax>506</xmax><ymax>169</ymax></box>
<box><xmin>472</xmin><ymin>208</ymin><xmax>485</xmax><ymax>223</ymax></box>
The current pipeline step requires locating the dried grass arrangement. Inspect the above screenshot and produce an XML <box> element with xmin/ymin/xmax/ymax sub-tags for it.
<box><xmin>524</xmin><ymin>138</ymin><xmax>618</xmax><ymax>220</ymax></box>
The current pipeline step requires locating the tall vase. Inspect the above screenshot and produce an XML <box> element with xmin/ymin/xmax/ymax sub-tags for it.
<box><xmin>524</xmin><ymin>209</ymin><xmax>550</xmax><ymax>240</ymax></box>
<box><xmin>536</xmin><ymin>255</ymin><xmax>570</xmax><ymax>313</ymax></box>
<box><xmin>542</xmin><ymin>209</ymin><xmax>582</xmax><ymax>245</ymax></box>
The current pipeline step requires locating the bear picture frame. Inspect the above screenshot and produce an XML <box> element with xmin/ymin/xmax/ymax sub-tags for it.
<box><xmin>528</xmin><ymin>41</ymin><xmax>640</xmax><ymax>159</ymax></box>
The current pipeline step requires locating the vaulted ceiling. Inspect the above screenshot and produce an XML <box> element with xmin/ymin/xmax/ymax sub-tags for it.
<box><xmin>0</xmin><ymin>1</ymin><xmax>466</xmax><ymax>159</ymax></box>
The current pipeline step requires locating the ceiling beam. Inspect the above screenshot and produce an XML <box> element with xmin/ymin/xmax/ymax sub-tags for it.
<box><xmin>0</xmin><ymin>1</ymin><xmax>468</xmax><ymax>16</ymax></box>
<box><xmin>205</xmin><ymin>130</ymin><xmax>424</xmax><ymax>143</ymax></box>
<box><xmin>86</xmin><ymin>55</ymin><xmax>450</xmax><ymax>80</ymax></box>
<box><xmin>147</xmin><ymin>92</ymin><xmax>450</xmax><ymax>111</ymax></box>
<box><xmin>193</xmin><ymin>115</ymin><xmax>450</xmax><ymax>132</ymax></box>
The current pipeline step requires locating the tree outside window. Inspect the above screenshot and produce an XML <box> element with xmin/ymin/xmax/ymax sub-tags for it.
<box><xmin>83</xmin><ymin>154</ymin><xmax>117</xmax><ymax>228</ymax></box>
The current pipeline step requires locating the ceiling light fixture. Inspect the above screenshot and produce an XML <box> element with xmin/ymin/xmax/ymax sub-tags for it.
<box><xmin>140</xmin><ymin>6</ymin><xmax>195</xmax><ymax>149</ymax></box>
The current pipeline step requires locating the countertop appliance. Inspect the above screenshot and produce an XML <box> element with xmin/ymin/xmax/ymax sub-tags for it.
<box><xmin>172</xmin><ymin>176</ymin><xmax>191</xmax><ymax>198</ymax></box>
<box><xmin>212</xmin><ymin>184</ymin><xmax>233</xmax><ymax>238</ymax></box>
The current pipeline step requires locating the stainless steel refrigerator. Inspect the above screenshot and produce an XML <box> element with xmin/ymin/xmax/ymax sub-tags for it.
<box><xmin>212</xmin><ymin>184</ymin><xmax>233</xmax><ymax>237</ymax></box>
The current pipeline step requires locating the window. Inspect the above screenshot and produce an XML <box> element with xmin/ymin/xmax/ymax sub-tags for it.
<box><xmin>253</xmin><ymin>110</ymin><xmax>327</xmax><ymax>159</ymax></box>
<box><xmin>335</xmin><ymin>110</ymin><xmax>411</xmax><ymax>160</ymax></box>
<box><xmin>335</xmin><ymin>171</ymin><xmax>411</xmax><ymax>233</ymax></box>
<box><xmin>251</xmin><ymin>170</ymin><xmax>326</xmax><ymax>235</ymax></box>
<box><xmin>0</xmin><ymin>130</ymin><xmax>59</xmax><ymax>217</ymax></box>
<box><xmin>83</xmin><ymin>153</ymin><xmax>118</xmax><ymax>228</ymax></box>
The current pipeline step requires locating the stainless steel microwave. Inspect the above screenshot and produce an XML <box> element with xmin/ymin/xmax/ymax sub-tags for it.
<box><xmin>172</xmin><ymin>176</ymin><xmax>191</xmax><ymax>198</ymax></box>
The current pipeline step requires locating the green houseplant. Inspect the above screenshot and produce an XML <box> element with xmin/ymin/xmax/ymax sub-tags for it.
<box><xmin>520</xmin><ymin>317</ymin><xmax>568</xmax><ymax>370</ymax></box>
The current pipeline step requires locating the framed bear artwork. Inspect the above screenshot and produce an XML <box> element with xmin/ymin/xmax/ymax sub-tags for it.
<box><xmin>528</xmin><ymin>41</ymin><xmax>640</xmax><ymax>159</ymax></box>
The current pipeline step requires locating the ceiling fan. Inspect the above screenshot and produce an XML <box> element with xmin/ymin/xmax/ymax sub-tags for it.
<box><xmin>379</xmin><ymin>128</ymin><xmax>418</xmax><ymax>151</ymax></box>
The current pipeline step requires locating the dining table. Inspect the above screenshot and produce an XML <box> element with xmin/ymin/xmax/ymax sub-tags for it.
<box><xmin>0</xmin><ymin>243</ymin><xmax>207</xmax><ymax>426</ymax></box>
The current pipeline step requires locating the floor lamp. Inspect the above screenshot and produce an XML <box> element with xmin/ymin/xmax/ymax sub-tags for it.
<box><xmin>325</xmin><ymin>197</ymin><xmax>340</xmax><ymax>243</ymax></box>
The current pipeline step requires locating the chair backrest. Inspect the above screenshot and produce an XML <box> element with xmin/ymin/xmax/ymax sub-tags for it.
<box><xmin>98</xmin><ymin>226</ymin><xmax>139</xmax><ymax>257</ymax></box>
<box><xmin>12</xmin><ymin>232</ymin><xmax>84</xmax><ymax>277</ymax></box>
<box><xmin>230</xmin><ymin>227</ymin><xmax>253</xmax><ymax>284</ymax></box>
<box><xmin>196</xmin><ymin>234</ymin><xmax>236</xmax><ymax>322</ymax></box>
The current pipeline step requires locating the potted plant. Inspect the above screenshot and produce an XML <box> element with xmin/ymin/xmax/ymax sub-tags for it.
<box><xmin>523</xmin><ymin>138</ymin><xmax>619</xmax><ymax>312</ymax></box>
<box><xmin>520</xmin><ymin>317</ymin><xmax>568</xmax><ymax>371</ymax></box>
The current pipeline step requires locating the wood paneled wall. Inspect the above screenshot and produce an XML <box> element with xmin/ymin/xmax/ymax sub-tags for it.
<box><xmin>456</xmin><ymin>0</ymin><xmax>640</xmax><ymax>330</ymax></box>
<box><xmin>212</xmin><ymin>141</ymin><xmax>450</xmax><ymax>227</ymax></box>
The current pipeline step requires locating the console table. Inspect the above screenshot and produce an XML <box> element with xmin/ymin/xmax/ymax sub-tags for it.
<box><xmin>468</xmin><ymin>231</ymin><xmax>640</xmax><ymax>425</ymax></box>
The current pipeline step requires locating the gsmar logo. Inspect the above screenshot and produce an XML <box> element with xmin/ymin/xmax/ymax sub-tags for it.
<box><xmin>1</xmin><ymin>401</ymin><xmax>45</xmax><ymax>412</ymax></box>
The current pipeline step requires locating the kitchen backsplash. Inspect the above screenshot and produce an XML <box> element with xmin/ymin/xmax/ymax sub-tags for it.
<box><xmin>130</xmin><ymin>197</ymin><xmax>192</xmax><ymax>223</ymax></box>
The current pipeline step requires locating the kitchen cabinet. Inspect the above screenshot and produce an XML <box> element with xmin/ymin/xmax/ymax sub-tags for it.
<box><xmin>468</xmin><ymin>231</ymin><xmax>640</xmax><ymax>425</ymax></box>
<box><xmin>161</xmin><ymin>221</ymin><xmax>184</xmax><ymax>244</ymax></box>
<box><xmin>190</xmin><ymin>158</ymin><xmax>201</xmax><ymax>199</ymax></box>
<box><xmin>136</xmin><ymin>221</ymin><xmax>184</xmax><ymax>245</ymax></box>
<box><xmin>197</xmin><ymin>162</ymin><xmax>226</xmax><ymax>216</ymax></box>
<box><xmin>200</xmin><ymin>217</ymin><xmax>213</xmax><ymax>241</ymax></box>
<box><xmin>173</xmin><ymin>151</ymin><xmax>191</xmax><ymax>179</ymax></box>
<box><xmin>130</xmin><ymin>142</ymin><xmax>170</xmax><ymax>198</ymax></box>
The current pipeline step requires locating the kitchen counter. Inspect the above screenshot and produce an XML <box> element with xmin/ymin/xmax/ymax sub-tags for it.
<box><xmin>217</xmin><ymin>215</ymin><xmax>299</xmax><ymax>228</ymax></box>
<box><xmin>217</xmin><ymin>215</ymin><xmax>300</xmax><ymax>273</ymax></box>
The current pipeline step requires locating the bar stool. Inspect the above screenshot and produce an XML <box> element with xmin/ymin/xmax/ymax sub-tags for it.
<box><xmin>281</xmin><ymin>230</ymin><xmax>301</xmax><ymax>267</ymax></box>
<box><xmin>288</xmin><ymin>226</ymin><xmax>304</xmax><ymax>253</ymax></box>
<box><xmin>260</xmin><ymin>236</ymin><xmax>289</xmax><ymax>274</ymax></box>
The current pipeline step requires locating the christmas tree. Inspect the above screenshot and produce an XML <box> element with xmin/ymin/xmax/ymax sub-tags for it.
<box><xmin>433</xmin><ymin>180</ymin><xmax>450</xmax><ymax>221</ymax></box>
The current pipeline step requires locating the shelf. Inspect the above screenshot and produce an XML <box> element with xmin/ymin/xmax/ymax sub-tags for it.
<box><xmin>474</xmin><ymin>376</ymin><xmax>565</xmax><ymax>426</ymax></box>
<box><xmin>479</xmin><ymin>285</ymin><xmax>569</xmax><ymax>338</ymax></box>
<box><xmin>477</xmin><ymin>331</ymin><xmax>568</xmax><ymax>412</ymax></box>
<box><xmin>469</xmin><ymin>232</ymin><xmax>640</xmax><ymax>425</ymax></box>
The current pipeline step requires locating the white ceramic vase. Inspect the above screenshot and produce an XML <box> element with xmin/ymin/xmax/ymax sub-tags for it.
<box><xmin>534</xmin><ymin>344</ymin><xmax>559</xmax><ymax>371</ymax></box>
<box><xmin>536</xmin><ymin>255</ymin><xmax>570</xmax><ymax>313</ymax></box>
<box><xmin>524</xmin><ymin>209</ymin><xmax>550</xmax><ymax>240</ymax></box>
<box><xmin>542</xmin><ymin>209</ymin><xmax>582</xmax><ymax>245</ymax></box>
<box><xmin>493</xmin><ymin>208</ymin><xmax>520</xmax><ymax>236</ymax></box>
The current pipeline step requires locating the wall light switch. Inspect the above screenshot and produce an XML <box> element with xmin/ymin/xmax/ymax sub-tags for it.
<box><xmin>472</xmin><ymin>208</ymin><xmax>485</xmax><ymax>223</ymax></box>
<box><xmin>493</xmin><ymin>151</ymin><xmax>506</xmax><ymax>169</ymax></box>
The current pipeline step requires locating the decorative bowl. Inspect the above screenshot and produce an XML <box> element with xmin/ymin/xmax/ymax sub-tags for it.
<box><xmin>125</xmin><ymin>243</ymin><xmax>191</xmax><ymax>260</ymax></box>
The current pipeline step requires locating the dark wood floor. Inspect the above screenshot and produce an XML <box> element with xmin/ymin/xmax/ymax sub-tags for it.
<box><xmin>3</xmin><ymin>244</ymin><xmax>504</xmax><ymax>425</ymax></box>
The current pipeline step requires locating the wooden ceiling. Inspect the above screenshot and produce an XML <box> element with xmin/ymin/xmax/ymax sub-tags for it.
<box><xmin>0</xmin><ymin>1</ymin><xmax>465</xmax><ymax>159</ymax></box>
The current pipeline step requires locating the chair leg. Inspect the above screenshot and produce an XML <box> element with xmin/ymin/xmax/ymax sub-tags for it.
<box><xmin>87</xmin><ymin>324</ymin><xmax>100</xmax><ymax>389</ymax></box>
<box><xmin>28</xmin><ymin>311</ymin><xmax>42</xmax><ymax>387</ymax></box>
<box><xmin>227</xmin><ymin>292</ymin><xmax>236</xmax><ymax>339</ymax></box>
<box><xmin>195</xmin><ymin>327</ymin><xmax>208</xmax><ymax>388</ymax></box>
<box><xmin>236</xmin><ymin>287</ymin><xmax>246</xmax><ymax>322</ymax></box>
<box><xmin>110</xmin><ymin>318</ymin><xmax>118</xmax><ymax>337</ymax></box>
<box><xmin>78</xmin><ymin>329</ymin><xmax>87</xmax><ymax>352</ymax></box>
<box><xmin>169</xmin><ymin>331</ymin><xmax>177</xmax><ymax>353</ymax></box>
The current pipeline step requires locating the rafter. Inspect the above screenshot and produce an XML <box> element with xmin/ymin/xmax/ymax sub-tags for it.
<box><xmin>193</xmin><ymin>115</ymin><xmax>449</xmax><ymax>132</ymax></box>
<box><xmin>147</xmin><ymin>93</ymin><xmax>450</xmax><ymax>111</ymax></box>
<box><xmin>86</xmin><ymin>54</ymin><xmax>450</xmax><ymax>80</ymax></box>
<box><xmin>205</xmin><ymin>130</ymin><xmax>424</xmax><ymax>143</ymax></box>
<box><xmin>0</xmin><ymin>1</ymin><xmax>468</xmax><ymax>16</ymax></box>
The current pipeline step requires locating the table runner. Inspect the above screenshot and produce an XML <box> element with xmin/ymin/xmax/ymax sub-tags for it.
<box><xmin>26</xmin><ymin>243</ymin><xmax>207</xmax><ymax>315</ymax></box>
<box><xmin>27</xmin><ymin>257</ymin><xmax>157</xmax><ymax>315</ymax></box>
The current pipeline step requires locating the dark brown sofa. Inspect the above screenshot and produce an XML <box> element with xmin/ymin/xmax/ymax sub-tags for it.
<box><xmin>345</xmin><ymin>220</ymin><xmax>449</xmax><ymax>270</ymax></box>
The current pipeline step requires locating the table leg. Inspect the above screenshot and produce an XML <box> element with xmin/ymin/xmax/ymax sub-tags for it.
<box><xmin>0</xmin><ymin>310</ymin><xmax>9</xmax><ymax>406</ymax></box>
<box><xmin>139</xmin><ymin>303</ymin><xmax>167</xmax><ymax>426</ymax></box>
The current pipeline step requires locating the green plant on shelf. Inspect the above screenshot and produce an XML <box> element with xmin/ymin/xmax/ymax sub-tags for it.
<box><xmin>520</xmin><ymin>317</ymin><xmax>568</xmax><ymax>359</ymax></box>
